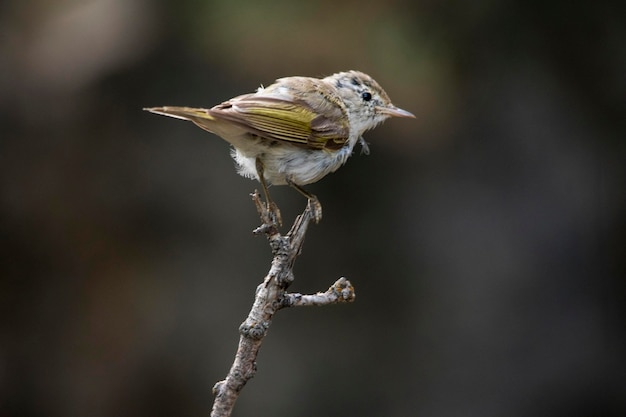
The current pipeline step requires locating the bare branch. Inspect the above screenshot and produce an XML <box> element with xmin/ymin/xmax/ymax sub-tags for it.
<box><xmin>279</xmin><ymin>277</ymin><xmax>356</xmax><ymax>308</ymax></box>
<box><xmin>210</xmin><ymin>192</ymin><xmax>356</xmax><ymax>417</ymax></box>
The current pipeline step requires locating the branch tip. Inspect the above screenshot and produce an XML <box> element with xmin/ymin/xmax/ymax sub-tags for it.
<box><xmin>279</xmin><ymin>277</ymin><xmax>356</xmax><ymax>308</ymax></box>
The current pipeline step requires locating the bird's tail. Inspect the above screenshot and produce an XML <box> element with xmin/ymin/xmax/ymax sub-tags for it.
<box><xmin>144</xmin><ymin>106</ymin><xmax>217</xmax><ymax>132</ymax></box>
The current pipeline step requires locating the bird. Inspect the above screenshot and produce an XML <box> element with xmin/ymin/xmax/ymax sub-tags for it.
<box><xmin>145</xmin><ymin>70</ymin><xmax>414</xmax><ymax>224</ymax></box>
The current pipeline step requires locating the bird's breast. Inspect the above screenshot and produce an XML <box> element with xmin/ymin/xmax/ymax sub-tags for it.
<box><xmin>231</xmin><ymin>141</ymin><xmax>354</xmax><ymax>186</ymax></box>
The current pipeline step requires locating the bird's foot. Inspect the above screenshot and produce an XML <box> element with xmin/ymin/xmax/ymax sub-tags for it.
<box><xmin>267</xmin><ymin>201</ymin><xmax>283</xmax><ymax>227</ymax></box>
<box><xmin>308</xmin><ymin>197</ymin><xmax>322</xmax><ymax>224</ymax></box>
<box><xmin>251</xmin><ymin>191</ymin><xmax>282</xmax><ymax>234</ymax></box>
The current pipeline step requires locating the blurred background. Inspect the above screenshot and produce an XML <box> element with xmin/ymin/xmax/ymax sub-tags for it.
<box><xmin>1</xmin><ymin>0</ymin><xmax>624</xmax><ymax>416</ymax></box>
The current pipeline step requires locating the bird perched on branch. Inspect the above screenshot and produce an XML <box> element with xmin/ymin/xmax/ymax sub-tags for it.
<box><xmin>145</xmin><ymin>70</ymin><xmax>414</xmax><ymax>224</ymax></box>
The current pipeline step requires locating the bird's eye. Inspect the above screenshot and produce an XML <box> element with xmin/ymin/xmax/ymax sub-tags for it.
<box><xmin>361</xmin><ymin>92</ymin><xmax>372</xmax><ymax>102</ymax></box>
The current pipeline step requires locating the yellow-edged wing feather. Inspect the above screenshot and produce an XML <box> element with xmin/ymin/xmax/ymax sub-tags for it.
<box><xmin>209</xmin><ymin>77</ymin><xmax>351</xmax><ymax>150</ymax></box>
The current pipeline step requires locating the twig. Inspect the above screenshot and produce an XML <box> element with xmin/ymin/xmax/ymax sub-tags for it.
<box><xmin>279</xmin><ymin>277</ymin><xmax>355</xmax><ymax>308</ymax></box>
<box><xmin>210</xmin><ymin>191</ymin><xmax>356</xmax><ymax>417</ymax></box>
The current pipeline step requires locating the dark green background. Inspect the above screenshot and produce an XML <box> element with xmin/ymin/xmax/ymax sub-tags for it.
<box><xmin>2</xmin><ymin>0</ymin><xmax>624</xmax><ymax>416</ymax></box>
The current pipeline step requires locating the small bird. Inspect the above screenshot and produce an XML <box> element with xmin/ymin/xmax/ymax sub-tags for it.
<box><xmin>145</xmin><ymin>70</ymin><xmax>414</xmax><ymax>224</ymax></box>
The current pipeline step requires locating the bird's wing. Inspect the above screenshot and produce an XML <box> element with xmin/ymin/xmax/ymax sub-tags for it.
<box><xmin>209</xmin><ymin>85</ymin><xmax>350</xmax><ymax>151</ymax></box>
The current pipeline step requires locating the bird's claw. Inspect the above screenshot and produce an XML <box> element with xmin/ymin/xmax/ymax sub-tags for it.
<box><xmin>268</xmin><ymin>201</ymin><xmax>283</xmax><ymax>227</ymax></box>
<box><xmin>308</xmin><ymin>197</ymin><xmax>322</xmax><ymax>224</ymax></box>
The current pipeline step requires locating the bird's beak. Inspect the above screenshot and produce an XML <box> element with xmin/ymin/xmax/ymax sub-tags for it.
<box><xmin>376</xmin><ymin>105</ymin><xmax>415</xmax><ymax>118</ymax></box>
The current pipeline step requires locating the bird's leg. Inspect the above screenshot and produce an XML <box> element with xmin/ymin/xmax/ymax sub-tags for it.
<box><xmin>286</xmin><ymin>178</ymin><xmax>322</xmax><ymax>224</ymax></box>
<box><xmin>255</xmin><ymin>158</ymin><xmax>282</xmax><ymax>226</ymax></box>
